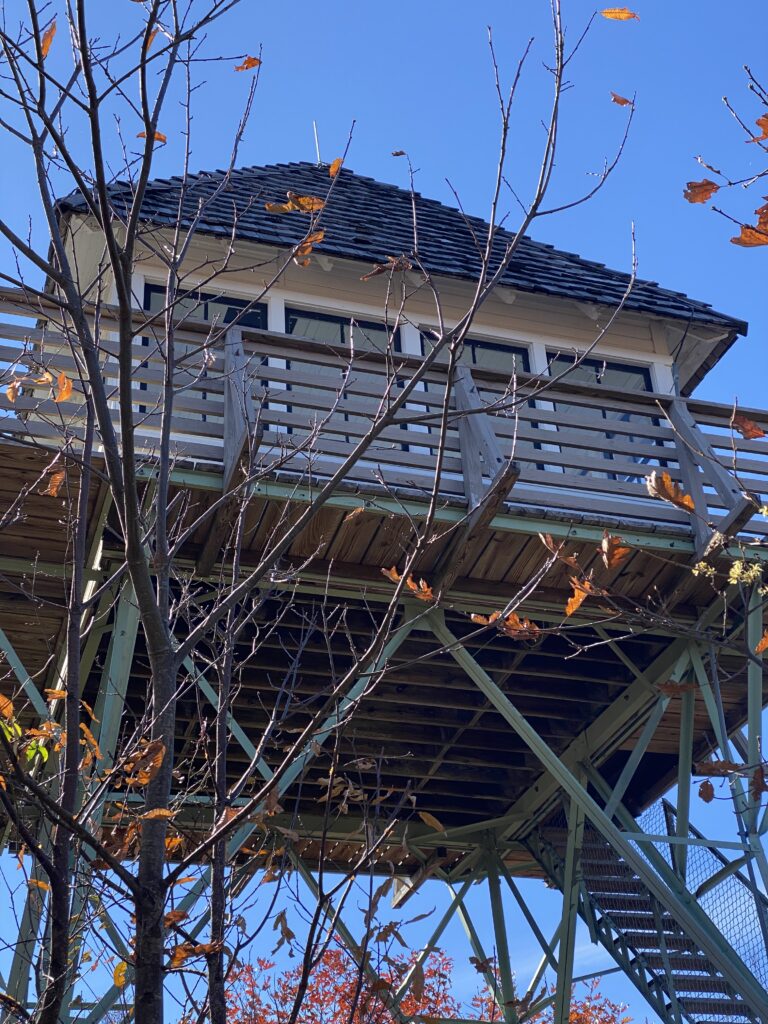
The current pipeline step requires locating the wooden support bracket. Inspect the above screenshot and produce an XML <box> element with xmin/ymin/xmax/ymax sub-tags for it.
<box><xmin>430</xmin><ymin>365</ymin><xmax>519</xmax><ymax>592</ymax></box>
<box><xmin>196</xmin><ymin>328</ymin><xmax>260</xmax><ymax>576</ymax></box>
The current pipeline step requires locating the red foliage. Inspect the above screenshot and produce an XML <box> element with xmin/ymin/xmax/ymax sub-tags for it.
<box><xmin>227</xmin><ymin>949</ymin><xmax>631</xmax><ymax>1024</ymax></box>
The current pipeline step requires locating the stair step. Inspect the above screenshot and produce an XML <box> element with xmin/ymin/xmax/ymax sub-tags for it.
<box><xmin>671</xmin><ymin>975</ymin><xmax>733</xmax><ymax>994</ymax></box>
<box><xmin>582</xmin><ymin>877</ymin><xmax>648</xmax><ymax>895</ymax></box>
<box><xmin>622</xmin><ymin>932</ymin><xmax>698</xmax><ymax>952</ymax></box>
<box><xmin>679</xmin><ymin>997</ymin><xmax>752</xmax><ymax>1017</ymax></box>
<box><xmin>640</xmin><ymin>953</ymin><xmax>714</xmax><ymax>973</ymax></box>
<box><xmin>594</xmin><ymin>894</ymin><xmax>657</xmax><ymax>912</ymax></box>
<box><xmin>602</xmin><ymin>912</ymin><xmax>676</xmax><ymax>933</ymax></box>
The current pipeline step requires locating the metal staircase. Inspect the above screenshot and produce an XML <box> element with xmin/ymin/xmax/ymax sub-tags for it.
<box><xmin>524</xmin><ymin>801</ymin><xmax>768</xmax><ymax>1024</ymax></box>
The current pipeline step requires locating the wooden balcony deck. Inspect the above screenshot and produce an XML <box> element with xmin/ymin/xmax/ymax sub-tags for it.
<box><xmin>0</xmin><ymin>301</ymin><xmax>766</xmax><ymax>545</ymax></box>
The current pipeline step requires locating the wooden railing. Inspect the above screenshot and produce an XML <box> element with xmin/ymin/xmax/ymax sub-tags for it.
<box><xmin>0</xmin><ymin>301</ymin><xmax>766</xmax><ymax>543</ymax></box>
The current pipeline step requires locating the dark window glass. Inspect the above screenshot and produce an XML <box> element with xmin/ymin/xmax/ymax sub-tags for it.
<box><xmin>286</xmin><ymin>308</ymin><xmax>397</xmax><ymax>352</ymax></box>
<box><xmin>465</xmin><ymin>337</ymin><xmax>530</xmax><ymax>375</ymax></box>
<box><xmin>546</xmin><ymin>353</ymin><xmax>657</xmax><ymax>480</ymax></box>
<box><xmin>142</xmin><ymin>285</ymin><xmax>267</xmax><ymax>419</ymax></box>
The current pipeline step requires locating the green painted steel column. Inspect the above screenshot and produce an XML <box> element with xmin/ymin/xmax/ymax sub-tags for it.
<box><xmin>485</xmin><ymin>852</ymin><xmax>518</xmax><ymax>1024</ymax></box>
<box><xmin>553</xmin><ymin>791</ymin><xmax>585</xmax><ymax>1024</ymax></box>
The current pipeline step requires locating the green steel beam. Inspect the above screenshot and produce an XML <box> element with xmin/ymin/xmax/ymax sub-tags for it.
<box><xmin>603</xmin><ymin>695</ymin><xmax>671</xmax><ymax>820</ymax></box>
<box><xmin>553</xmin><ymin>793</ymin><xmax>585</xmax><ymax>1024</ymax></box>
<box><xmin>428</xmin><ymin>612</ymin><xmax>768</xmax><ymax>1019</ymax></box>
<box><xmin>746</xmin><ymin>585</ymin><xmax>764</xmax><ymax>832</ymax></box>
<box><xmin>0</xmin><ymin>626</ymin><xmax>49</xmax><ymax>718</ymax></box>
<box><xmin>485</xmin><ymin>853</ymin><xmax>517</xmax><ymax>1024</ymax></box>
<box><xmin>445</xmin><ymin>881</ymin><xmax>503</xmax><ymax>1017</ymax></box>
<box><xmin>674</xmin><ymin>687</ymin><xmax>695</xmax><ymax>880</ymax></box>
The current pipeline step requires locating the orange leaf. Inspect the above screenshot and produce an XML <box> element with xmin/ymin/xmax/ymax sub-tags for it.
<box><xmin>683</xmin><ymin>179</ymin><xmax>719</xmax><ymax>204</ymax></box>
<box><xmin>732</xmin><ymin>412</ymin><xmax>766</xmax><ymax>440</ymax></box>
<box><xmin>418</xmin><ymin>811</ymin><xmax>445</xmax><ymax>832</ymax></box>
<box><xmin>0</xmin><ymin>694</ymin><xmax>14</xmax><ymax>721</ymax></box>
<box><xmin>147</xmin><ymin>28</ymin><xmax>159</xmax><ymax>50</ymax></box>
<box><xmin>610</xmin><ymin>92</ymin><xmax>633</xmax><ymax>107</ymax></box>
<box><xmin>80</xmin><ymin>723</ymin><xmax>102</xmax><ymax>761</ymax></box>
<box><xmin>41</xmin><ymin>19</ymin><xmax>56</xmax><ymax>59</ymax></box>
<box><xmin>6</xmin><ymin>380</ymin><xmax>21</xmax><ymax>403</ymax></box>
<box><xmin>731</xmin><ymin>224</ymin><xmax>768</xmax><ymax>247</ymax></box>
<box><xmin>163</xmin><ymin>910</ymin><xmax>188</xmax><ymax>927</ymax></box>
<box><xmin>600</xmin><ymin>7</ymin><xmax>639</xmax><ymax>19</ymax></box>
<box><xmin>329</xmin><ymin>157</ymin><xmax>343</xmax><ymax>178</ymax></box>
<box><xmin>28</xmin><ymin>879</ymin><xmax>50</xmax><ymax>891</ymax></box>
<box><xmin>470</xmin><ymin>611</ymin><xmax>501</xmax><ymax>626</ymax></box>
<box><xmin>646</xmin><ymin>470</ymin><xmax>694</xmax><ymax>512</ymax></box>
<box><xmin>234</xmin><ymin>55</ymin><xmax>261</xmax><ymax>72</ymax></box>
<box><xmin>749</xmin><ymin>765</ymin><xmax>768</xmax><ymax>802</ymax></box>
<box><xmin>381</xmin><ymin>566</ymin><xmax>402</xmax><ymax>584</ymax></box>
<box><xmin>140</xmin><ymin>808</ymin><xmax>175</xmax><ymax>821</ymax></box>
<box><xmin>113</xmin><ymin>962</ymin><xmax>128</xmax><ymax>988</ymax></box>
<box><xmin>747</xmin><ymin>114</ymin><xmax>768</xmax><ymax>144</ymax></box>
<box><xmin>54</xmin><ymin>371</ymin><xmax>73</xmax><ymax>403</ymax></box>
<box><xmin>136</xmin><ymin>130</ymin><xmax>167</xmax><ymax>144</ymax></box>
<box><xmin>756</xmin><ymin>629</ymin><xmax>768</xmax><ymax>655</ymax></box>
<box><xmin>288</xmin><ymin>192</ymin><xmax>324</xmax><ymax>213</ymax></box>
<box><xmin>405</xmin><ymin>575</ymin><xmax>433</xmax><ymax>602</ymax></box>
<box><xmin>41</xmin><ymin>469</ymin><xmax>65</xmax><ymax>498</ymax></box>
<box><xmin>698</xmin><ymin>779</ymin><xmax>715</xmax><ymax>803</ymax></box>
<box><xmin>44</xmin><ymin>688</ymin><xmax>67</xmax><ymax>701</ymax></box>
<box><xmin>599</xmin><ymin>531</ymin><xmax>631</xmax><ymax>570</ymax></box>
<box><xmin>564</xmin><ymin>577</ymin><xmax>598</xmax><ymax>618</ymax></box>
<box><xmin>497</xmin><ymin>611</ymin><xmax>540</xmax><ymax>640</ymax></box>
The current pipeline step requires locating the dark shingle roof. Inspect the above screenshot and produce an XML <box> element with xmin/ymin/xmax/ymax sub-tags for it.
<box><xmin>58</xmin><ymin>161</ymin><xmax>747</xmax><ymax>335</ymax></box>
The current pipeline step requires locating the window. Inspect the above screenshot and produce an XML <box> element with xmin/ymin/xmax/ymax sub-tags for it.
<box><xmin>142</xmin><ymin>285</ymin><xmax>267</xmax><ymax>419</ymax></box>
<box><xmin>465</xmin><ymin>337</ymin><xmax>530</xmax><ymax>376</ymax></box>
<box><xmin>546</xmin><ymin>353</ymin><xmax>658</xmax><ymax>480</ymax></box>
<box><xmin>286</xmin><ymin>308</ymin><xmax>398</xmax><ymax>352</ymax></box>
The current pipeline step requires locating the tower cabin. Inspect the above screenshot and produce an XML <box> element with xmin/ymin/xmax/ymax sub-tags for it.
<box><xmin>1</xmin><ymin>162</ymin><xmax>767</xmax><ymax>1024</ymax></box>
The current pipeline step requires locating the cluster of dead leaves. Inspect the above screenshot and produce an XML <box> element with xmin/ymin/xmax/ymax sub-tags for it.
<box><xmin>697</xmin><ymin>761</ymin><xmax>768</xmax><ymax>805</ymax></box>
<box><xmin>169</xmin><ymin>940</ymin><xmax>222</xmax><ymax>970</ymax></box>
<box><xmin>6</xmin><ymin>369</ymin><xmax>72</xmax><ymax>407</ymax></box>
<box><xmin>120</xmin><ymin>738</ymin><xmax>166</xmax><ymax>788</ymax></box>
<box><xmin>265</xmin><ymin>192</ymin><xmax>325</xmax><ymax>215</ymax></box>
<box><xmin>470</xmin><ymin>609</ymin><xmax>540</xmax><ymax>640</ymax></box>
<box><xmin>381</xmin><ymin>567</ymin><xmax>434</xmax><ymax>602</ymax></box>
<box><xmin>731</xmin><ymin>199</ymin><xmax>768</xmax><ymax>248</ymax></box>
<box><xmin>293</xmin><ymin>229</ymin><xmax>325</xmax><ymax>268</ymax></box>
<box><xmin>318</xmin><ymin>772</ymin><xmax>365</xmax><ymax>815</ymax></box>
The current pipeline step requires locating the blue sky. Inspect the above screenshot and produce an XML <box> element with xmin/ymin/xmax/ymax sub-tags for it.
<box><xmin>1</xmin><ymin>1</ymin><xmax>767</xmax><ymax>1020</ymax></box>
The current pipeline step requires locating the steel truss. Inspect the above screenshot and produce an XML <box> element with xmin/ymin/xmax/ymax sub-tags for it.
<box><xmin>1</xmin><ymin>568</ymin><xmax>767</xmax><ymax>1024</ymax></box>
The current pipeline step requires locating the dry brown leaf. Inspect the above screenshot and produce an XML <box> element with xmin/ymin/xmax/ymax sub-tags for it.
<box><xmin>497</xmin><ymin>611</ymin><xmax>540</xmax><ymax>640</ymax></box>
<box><xmin>163</xmin><ymin>910</ymin><xmax>188</xmax><ymax>927</ymax></box>
<box><xmin>80</xmin><ymin>723</ymin><xmax>102</xmax><ymax>761</ymax></box>
<box><xmin>266</xmin><ymin>192</ymin><xmax>324</xmax><ymax>214</ymax></box>
<box><xmin>41</xmin><ymin>19</ymin><xmax>56</xmax><ymax>58</ymax></box>
<box><xmin>392</xmin><ymin>150</ymin><xmax>406</xmax><ymax>157</ymax></box>
<box><xmin>610</xmin><ymin>92</ymin><xmax>633</xmax><ymax>107</ymax></box>
<box><xmin>140</xmin><ymin>808</ymin><xmax>175</xmax><ymax>821</ymax></box>
<box><xmin>0</xmin><ymin>694</ymin><xmax>14</xmax><ymax>721</ymax></box>
<box><xmin>147</xmin><ymin>28</ymin><xmax>159</xmax><ymax>49</ymax></box>
<box><xmin>381</xmin><ymin>566</ymin><xmax>402</xmax><ymax>584</ymax></box>
<box><xmin>28</xmin><ymin>879</ymin><xmax>50</xmax><ymax>891</ymax></box>
<box><xmin>756</xmin><ymin>629</ymin><xmax>768</xmax><ymax>655</ymax></box>
<box><xmin>44</xmin><ymin>688</ymin><xmax>67</xmax><ymax>701</ymax></box>
<box><xmin>470</xmin><ymin>611</ymin><xmax>501</xmax><ymax>626</ymax></box>
<box><xmin>732</xmin><ymin>412</ymin><xmax>766</xmax><ymax>440</ymax></box>
<box><xmin>695</xmin><ymin>759</ymin><xmax>743</xmax><ymax>777</ymax></box>
<box><xmin>136</xmin><ymin>130</ymin><xmax>167</xmax><ymax>144</ymax></box>
<box><xmin>417</xmin><ymin>810</ymin><xmax>445</xmax><ymax>832</ymax></box>
<box><xmin>749</xmin><ymin>765</ymin><xmax>768</xmax><ymax>802</ymax></box>
<box><xmin>599</xmin><ymin>531</ymin><xmax>631</xmax><ymax>570</ymax></box>
<box><xmin>564</xmin><ymin>576</ymin><xmax>601</xmax><ymax>618</ymax></box>
<box><xmin>6</xmin><ymin>380</ymin><xmax>21</xmax><ymax>403</ymax></box>
<box><xmin>646</xmin><ymin>469</ymin><xmax>694</xmax><ymax>512</ymax></box>
<box><xmin>600</xmin><ymin>7</ymin><xmax>639</xmax><ymax>19</ymax></box>
<box><xmin>747</xmin><ymin>114</ymin><xmax>768</xmax><ymax>144</ymax></box>
<box><xmin>343</xmin><ymin>506</ymin><xmax>365</xmax><ymax>523</ymax></box>
<box><xmin>53</xmin><ymin>371</ymin><xmax>73</xmax><ymax>402</ymax></box>
<box><xmin>329</xmin><ymin>157</ymin><xmax>343</xmax><ymax>178</ymax></box>
<box><xmin>41</xmin><ymin>469</ymin><xmax>65</xmax><ymax>498</ymax></box>
<box><xmin>683</xmin><ymin>179</ymin><xmax>720</xmax><ymax>204</ymax></box>
<box><xmin>731</xmin><ymin>224</ymin><xmax>768</xmax><ymax>247</ymax></box>
<box><xmin>698</xmin><ymin>779</ymin><xmax>715</xmax><ymax>803</ymax></box>
<box><xmin>361</xmin><ymin>255</ymin><xmax>413</xmax><ymax>282</ymax></box>
<box><xmin>234</xmin><ymin>55</ymin><xmax>261</xmax><ymax>71</ymax></box>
